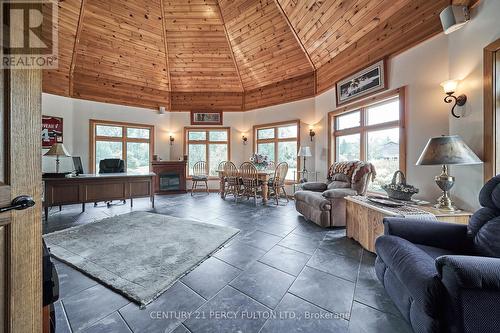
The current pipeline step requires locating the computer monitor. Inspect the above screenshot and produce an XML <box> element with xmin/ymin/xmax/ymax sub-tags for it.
<box><xmin>72</xmin><ymin>156</ymin><xmax>84</xmax><ymax>175</ymax></box>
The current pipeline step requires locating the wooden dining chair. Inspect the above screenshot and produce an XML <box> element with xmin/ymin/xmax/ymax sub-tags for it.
<box><xmin>240</xmin><ymin>162</ymin><xmax>261</xmax><ymax>205</ymax></box>
<box><xmin>217</xmin><ymin>161</ymin><xmax>228</xmax><ymax>195</ymax></box>
<box><xmin>223</xmin><ymin>161</ymin><xmax>240</xmax><ymax>201</ymax></box>
<box><xmin>269</xmin><ymin>162</ymin><xmax>289</xmax><ymax>205</ymax></box>
<box><xmin>191</xmin><ymin>161</ymin><xmax>209</xmax><ymax>196</ymax></box>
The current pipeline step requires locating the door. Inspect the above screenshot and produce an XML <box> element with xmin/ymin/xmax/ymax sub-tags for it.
<box><xmin>0</xmin><ymin>3</ymin><xmax>43</xmax><ymax>333</ymax></box>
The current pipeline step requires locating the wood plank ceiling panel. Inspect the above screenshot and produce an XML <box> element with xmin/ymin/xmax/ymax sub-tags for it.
<box><xmin>42</xmin><ymin>0</ymin><xmax>82</xmax><ymax>96</ymax></box>
<box><xmin>277</xmin><ymin>0</ymin><xmax>412</xmax><ymax>68</ymax></box>
<box><xmin>218</xmin><ymin>0</ymin><xmax>314</xmax><ymax>90</ymax></box>
<box><xmin>244</xmin><ymin>72</ymin><xmax>315</xmax><ymax>110</ymax></box>
<box><xmin>316</xmin><ymin>0</ymin><xmax>449</xmax><ymax>93</ymax></box>
<box><xmin>41</xmin><ymin>0</ymin><xmax>472</xmax><ymax>111</ymax></box>
<box><xmin>162</xmin><ymin>0</ymin><xmax>243</xmax><ymax>93</ymax></box>
<box><xmin>72</xmin><ymin>0</ymin><xmax>170</xmax><ymax>108</ymax></box>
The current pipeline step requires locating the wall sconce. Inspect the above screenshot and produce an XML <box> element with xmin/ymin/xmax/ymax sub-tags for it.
<box><xmin>440</xmin><ymin>80</ymin><xmax>467</xmax><ymax>119</ymax></box>
<box><xmin>169</xmin><ymin>135</ymin><xmax>175</xmax><ymax>145</ymax></box>
<box><xmin>242</xmin><ymin>135</ymin><xmax>248</xmax><ymax>145</ymax></box>
<box><xmin>309</xmin><ymin>128</ymin><xmax>316</xmax><ymax>141</ymax></box>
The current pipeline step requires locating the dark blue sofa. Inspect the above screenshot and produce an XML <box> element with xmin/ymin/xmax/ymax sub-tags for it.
<box><xmin>375</xmin><ymin>175</ymin><xmax>500</xmax><ymax>333</ymax></box>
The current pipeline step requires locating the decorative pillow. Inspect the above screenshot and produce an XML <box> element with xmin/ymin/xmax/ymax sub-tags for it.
<box><xmin>322</xmin><ymin>188</ymin><xmax>357</xmax><ymax>199</ymax></box>
<box><xmin>330</xmin><ymin>173</ymin><xmax>351</xmax><ymax>183</ymax></box>
<box><xmin>327</xmin><ymin>181</ymin><xmax>351</xmax><ymax>190</ymax></box>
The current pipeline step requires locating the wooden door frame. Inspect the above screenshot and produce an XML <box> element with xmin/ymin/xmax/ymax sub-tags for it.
<box><xmin>483</xmin><ymin>38</ymin><xmax>500</xmax><ymax>181</ymax></box>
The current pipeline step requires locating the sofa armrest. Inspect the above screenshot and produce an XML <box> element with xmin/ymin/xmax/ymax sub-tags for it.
<box><xmin>375</xmin><ymin>235</ymin><xmax>443</xmax><ymax>310</ymax></box>
<box><xmin>301</xmin><ymin>182</ymin><xmax>328</xmax><ymax>192</ymax></box>
<box><xmin>322</xmin><ymin>188</ymin><xmax>357</xmax><ymax>199</ymax></box>
<box><xmin>436</xmin><ymin>255</ymin><xmax>500</xmax><ymax>290</ymax></box>
<box><xmin>384</xmin><ymin>217</ymin><xmax>470</xmax><ymax>252</ymax></box>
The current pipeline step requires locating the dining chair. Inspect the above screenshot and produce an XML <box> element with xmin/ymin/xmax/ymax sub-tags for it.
<box><xmin>223</xmin><ymin>161</ymin><xmax>240</xmax><ymax>201</ymax></box>
<box><xmin>217</xmin><ymin>161</ymin><xmax>228</xmax><ymax>195</ymax></box>
<box><xmin>240</xmin><ymin>162</ymin><xmax>261</xmax><ymax>205</ymax></box>
<box><xmin>269</xmin><ymin>162</ymin><xmax>289</xmax><ymax>205</ymax></box>
<box><xmin>191</xmin><ymin>161</ymin><xmax>209</xmax><ymax>196</ymax></box>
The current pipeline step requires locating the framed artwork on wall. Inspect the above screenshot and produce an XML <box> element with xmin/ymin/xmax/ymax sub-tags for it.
<box><xmin>42</xmin><ymin>115</ymin><xmax>63</xmax><ymax>148</ymax></box>
<box><xmin>335</xmin><ymin>59</ymin><xmax>388</xmax><ymax>106</ymax></box>
<box><xmin>190</xmin><ymin>111</ymin><xmax>223</xmax><ymax>125</ymax></box>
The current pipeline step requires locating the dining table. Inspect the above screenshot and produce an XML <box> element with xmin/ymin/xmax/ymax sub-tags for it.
<box><xmin>216</xmin><ymin>169</ymin><xmax>274</xmax><ymax>203</ymax></box>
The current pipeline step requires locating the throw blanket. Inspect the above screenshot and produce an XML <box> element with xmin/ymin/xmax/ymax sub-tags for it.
<box><xmin>328</xmin><ymin>161</ymin><xmax>376</xmax><ymax>183</ymax></box>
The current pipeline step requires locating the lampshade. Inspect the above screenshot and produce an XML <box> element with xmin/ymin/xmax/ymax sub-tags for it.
<box><xmin>416</xmin><ymin>135</ymin><xmax>481</xmax><ymax>166</ymax></box>
<box><xmin>44</xmin><ymin>143</ymin><xmax>70</xmax><ymax>157</ymax></box>
<box><xmin>440</xmin><ymin>80</ymin><xmax>459</xmax><ymax>94</ymax></box>
<box><xmin>297</xmin><ymin>146</ymin><xmax>312</xmax><ymax>157</ymax></box>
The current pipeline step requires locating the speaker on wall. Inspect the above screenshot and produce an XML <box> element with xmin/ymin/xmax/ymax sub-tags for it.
<box><xmin>440</xmin><ymin>5</ymin><xmax>470</xmax><ymax>35</ymax></box>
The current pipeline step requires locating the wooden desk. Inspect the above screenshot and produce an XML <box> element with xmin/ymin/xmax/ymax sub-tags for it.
<box><xmin>216</xmin><ymin>169</ymin><xmax>274</xmax><ymax>203</ymax></box>
<box><xmin>43</xmin><ymin>173</ymin><xmax>155</xmax><ymax>221</ymax></box>
<box><xmin>345</xmin><ymin>196</ymin><xmax>473</xmax><ymax>253</ymax></box>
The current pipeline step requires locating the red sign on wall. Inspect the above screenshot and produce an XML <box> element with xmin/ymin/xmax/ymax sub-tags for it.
<box><xmin>42</xmin><ymin>116</ymin><xmax>63</xmax><ymax>148</ymax></box>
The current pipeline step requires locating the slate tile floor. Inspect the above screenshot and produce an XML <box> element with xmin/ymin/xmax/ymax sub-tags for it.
<box><xmin>44</xmin><ymin>194</ymin><xmax>412</xmax><ymax>333</ymax></box>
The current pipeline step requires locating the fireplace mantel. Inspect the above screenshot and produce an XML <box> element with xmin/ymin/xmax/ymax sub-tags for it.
<box><xmin>151</xmin><ymin>160</ymin><xmax>187</xmax><ymax>194</ymax></box>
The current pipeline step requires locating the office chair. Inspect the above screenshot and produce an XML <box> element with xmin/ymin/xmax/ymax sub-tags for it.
<box><xmin>95</xmin><ymin>159</ymin><xmax>126</xmax><ymax>207</ymax></box>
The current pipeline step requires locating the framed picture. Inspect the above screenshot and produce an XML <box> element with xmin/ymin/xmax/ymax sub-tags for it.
<box><xmin>190</xmin><ymin>111</ymin><xmax>223</xmax><ymax>125</ymax></box>
<box><xmin>335</xmin><ymin>59</ymin><xmax>387</xmax><ymax>106</ymax></box>
<box><xmin>42</xmin><ymin>115</ymin><xmax>63</xmax><ymax>148</ymax></box>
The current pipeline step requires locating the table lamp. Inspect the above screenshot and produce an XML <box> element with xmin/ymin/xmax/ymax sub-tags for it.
<box><xmin>416</xmin><ymin>135</ymin><xmax>481</xmax><ymax>211</ymax></box>
<box><xmin>297</xmin><ymin>146</ymin><xmax>312</xmax><ymax>183</ymax></box>
<box><xmin>44</xmin><ymin>143</ymin><xmax>70</xmax><ymax>173</ymax></box>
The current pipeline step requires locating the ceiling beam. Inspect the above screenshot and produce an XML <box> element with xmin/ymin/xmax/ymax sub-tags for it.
<box><xmin>273</xmin><ymin>0</ymin><xmax>316</xmax><ymax>72</ymax></box>
<box><xmin>159</xmin><ymin>0</ymin><xmax>172</xmax><ymax>110</ymax></box>
<box><xmin>69</xmin><ymin>0</ymin><xmax>87</xmax><ymax>97</ymax></box>
<box><xmin>216</xmin><ymin>1</ymin><xmax>245</xmax><ymax>94</ymax></box>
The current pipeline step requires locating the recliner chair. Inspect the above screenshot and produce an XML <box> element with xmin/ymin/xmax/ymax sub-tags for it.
<box><xmin>294</xmin><ymin>160</ymin><xmax>375</xmax><ymax>227</ymax></box>
<box><xmin>375</xmin><ymin>175</ymin><xmax>500</xmax><ymax>333</ymax></box>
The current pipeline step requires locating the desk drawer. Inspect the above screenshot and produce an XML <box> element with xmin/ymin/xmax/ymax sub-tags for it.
<box><xmin>83</xmin><ymin>183</ymin><xmax>126</xmax><ymax>201</ymax></box>
<box><xmin>129</xmin><ymin>180</ymin><xmax>151</xmax><ymax>197</ymax></box>
<box><xmin>47</xmin><ymin>184</ymin><xmax>79</xmax><ymax>205</ymax></box>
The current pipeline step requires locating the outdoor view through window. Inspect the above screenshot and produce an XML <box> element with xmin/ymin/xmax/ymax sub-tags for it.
<box><xmin>91</xmin><ymin>121</ymin><xmax>153</xmax><ymax>173</ymax></box>
<box><xmin>185</xmin><ymin>128</ymin><xmax>229</xmax><ymax>177</ymax></box>
<box><xmin>254</xmin><ymin>121</ymin><xmax>299</xmax><ymax>180</ymax></box>
<box><xmin>333</xmin><ymin>97</ymin><xmax>402</xmax><ymax>191</ymax></box>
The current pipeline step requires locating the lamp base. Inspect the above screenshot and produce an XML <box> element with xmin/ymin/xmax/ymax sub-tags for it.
<box><xmin>434</xmin><ymin>165</ymin><xmax>456</xmax><ymax>211</ymax></box>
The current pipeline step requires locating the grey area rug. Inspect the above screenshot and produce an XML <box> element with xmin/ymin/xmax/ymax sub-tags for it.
<box><xmin>43</xmin><ymin>211</ymin><xmax>239</xmax><ymax>306</ymax></box>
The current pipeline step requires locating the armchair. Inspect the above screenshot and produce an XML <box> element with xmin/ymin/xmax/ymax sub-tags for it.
<box><xmin>294</xmin><ymin>161</ymin><xmax>375</xmax><ymax>227</ymax></box>
<box><xmin>375</xmin><ymin>175</ymin><xmax>500</xmax><ymax>333</ymax></box>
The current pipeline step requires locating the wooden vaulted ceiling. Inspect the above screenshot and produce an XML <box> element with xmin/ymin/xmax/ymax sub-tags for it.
<box><xmin>43</xmin><ymin>0</ymin><xmax>478</xmax><ymax>112</ymax></box>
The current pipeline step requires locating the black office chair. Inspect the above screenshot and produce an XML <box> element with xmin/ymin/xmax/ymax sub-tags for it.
<box><xmin>95</xmin><ymin>159</ymin><xmax>126</xmax><ymax>207</ymax></box>
<box><xmin>99</xmin><ymin>159</ymin><xmax>125</xmax><ymax>173</ymax></box>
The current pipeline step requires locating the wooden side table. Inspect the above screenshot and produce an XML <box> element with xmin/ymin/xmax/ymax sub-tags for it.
<box><xmin>345</xmin><ymin>196</ymin><xmax>473</xmax><ymax>253</ymax></box>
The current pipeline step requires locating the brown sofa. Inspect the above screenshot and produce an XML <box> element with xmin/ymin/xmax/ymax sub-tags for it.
<box><xmin>294</xmin><ymin>161</ymin><xmax>375</xmax><ymax>227</ymax></box>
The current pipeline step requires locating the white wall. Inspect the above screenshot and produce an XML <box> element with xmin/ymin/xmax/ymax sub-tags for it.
<box><xmin>42</xmin><ymin>2</ymin><xmax>499</xmax><ymax>207</ymax></box>
<box><xmin>447</xmin><ymin>0</ymin><xmax>500</xmax><ymax>211</ymax></box>
<box><xmin>314</xmin><ymin>34</ymin><xmax>450</xmax><ymax>201</ymax></box>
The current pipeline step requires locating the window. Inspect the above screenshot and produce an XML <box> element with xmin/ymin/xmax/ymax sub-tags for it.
<box><xmin>184</xmin><ymin>127</ymin><xmax>230</xmax><ymax>177</ymax></box>
<box><xmin>253</xmin><ymin>120</ymin><xmax>300</xmax><ymax>180</ymax></box>
<box><xmin>329</xmin><ymin>89</ymin><xmax>405</xmax><ymax>192</ymax></box>
<box><xmin>90</xmin><ymin>120</ymin><xmax>154</xmax><ymax>173</ymax></box>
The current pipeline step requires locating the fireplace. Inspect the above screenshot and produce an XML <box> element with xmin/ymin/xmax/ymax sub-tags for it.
<box><xmin>152</xmin><ymin>161</ymin><xmax>187</xmax><ymax>194</ymax></box>
<box><xmin>159</xmin><ymin>173</ymin><xmax>180</xmax><ymax>191</ymax></box>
